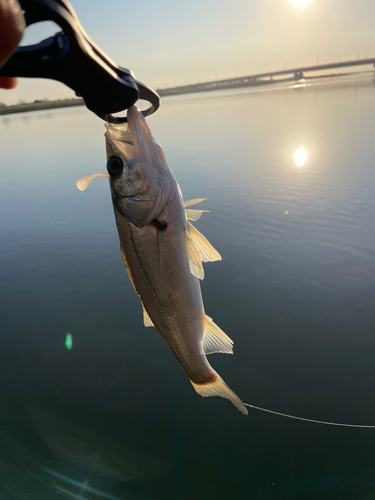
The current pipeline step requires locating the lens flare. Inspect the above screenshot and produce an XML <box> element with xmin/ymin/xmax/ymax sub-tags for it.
<box><xmin>65</xmin><ymin>333</ymin><xmax>73</xmax><ymax>350</ymax></box>
<box><xmin>295</xmin><ymin>147</ymin><xmax>307</xmax><ymax>167</ymax></box>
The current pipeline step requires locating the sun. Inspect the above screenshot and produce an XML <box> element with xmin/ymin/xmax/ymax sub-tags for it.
<box><xmin>290</xmin><ymin>0</ymin><xmax>311</xmax><ymax>5</ymax></box>
<box><xmin>295</xmin><ymin>147</ymin><xmax>307</xmax><ymax>167</ymax></box>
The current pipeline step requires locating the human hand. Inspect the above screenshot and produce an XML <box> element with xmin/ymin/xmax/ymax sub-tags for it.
<box><xmin>0</xmin><ymin>0</ymin><xmax>25</xmax><ymax>89</ymax></box>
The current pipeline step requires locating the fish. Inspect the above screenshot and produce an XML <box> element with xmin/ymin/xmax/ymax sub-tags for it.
<box><xmin>77</xmin><ymin>106</ymin><xmax>247</xmax><ymax>415</ymax></box>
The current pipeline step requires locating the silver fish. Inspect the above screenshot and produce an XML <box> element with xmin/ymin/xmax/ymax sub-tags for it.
<box><xmin>78</xmin><ymin>106</ymin><xmax>247</xmax><ymax>415</ymax></box>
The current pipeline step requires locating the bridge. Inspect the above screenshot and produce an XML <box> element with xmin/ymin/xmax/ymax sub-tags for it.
<box><xmin>157</xmin><ymin>57</ymin><xmax>375</xmax><ymax>96</ymax></box>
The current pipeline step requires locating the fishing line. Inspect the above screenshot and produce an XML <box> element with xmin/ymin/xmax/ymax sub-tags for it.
<box><xmin>244</xmin><ymin>403</ymin><xmax>375</xmax><ymax>428</ymax></box>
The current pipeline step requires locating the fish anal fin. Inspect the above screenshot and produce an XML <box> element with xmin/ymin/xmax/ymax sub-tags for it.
<box><xmin>183</xmin><ymin>198</ymin><xmax>207</xmax><ymax>208</ymax></box>
<box><xmin>191</xmin><ymin>375</ymin><xmax>248</xmax><ymax>415</ymax></box>
<box><xmin>185</xmin><ymin>209</ymin><xmax>209</xmax><ymax>221</ymax></box>
<box><xmin>142</xmin><ymin>303</ymin><xmax>154</xmax><ymax>327</ymax></box>
<box><xmin>185</xmin><ymin>229</ymin><xmax>204</xmax><ymax>280</ymax></box>
<box><xmin>203</xmin><ymin>316</ymin><xmax>233</xmax><ymax>355</ymax></box>
<box><xmin>188</xmin><ymin>222</ymin><xmax>221</xmax><ymax>263</ymax></box>
<box><xmin>189</xmin><ymin>260</ymin><xmax>204</xmax><ymax>280</ymax></box>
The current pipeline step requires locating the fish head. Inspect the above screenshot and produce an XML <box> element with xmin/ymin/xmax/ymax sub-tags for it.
<box><xmin>105</xmin><ymin>106</ymin><xmax>173</xmax><ymax>228</ymax></box>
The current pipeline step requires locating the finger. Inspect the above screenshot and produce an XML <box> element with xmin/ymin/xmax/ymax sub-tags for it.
<box><xmin>0</xmin><ymin>75</ymin><xmax>19</xmax><ymax>88</ymax></box>
<box><xmin>0</xmin><ymin>0</ymin><xmax>26</xmax><ymax>68</ymax></box>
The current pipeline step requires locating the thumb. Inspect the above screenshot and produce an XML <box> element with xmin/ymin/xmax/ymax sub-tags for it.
<box><xmin>0</xmin><ymin>0</ymin><xmax>26</xmax><ymax>68</ymax></box>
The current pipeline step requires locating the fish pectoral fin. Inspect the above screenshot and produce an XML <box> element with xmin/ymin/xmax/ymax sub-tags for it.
<box><xmin>188</xmin><ymin>222</ymin><xmax>221</xmax><ymax>263</ymax></box>
<box><xmin>142</xmin><ymin>303</ymin><xmax>154</xmax><ymax>327</ymax></box>
<box><xmin>203</xmin><ymin>316</ymin><xmax>233</xmax><ymax>355</ymax></box>
<box><xmin>183</xmin><ymin>198</ymin><xmax>207</xmax><ymax>208</ymax></box>
<box><xmin>185</xmin><ymin>228</ymin><xmax>204</xmax><ymax>280</ymax></box>
<box><xmin>185</xmin><ymin>209</ymin><xmax>209</xmax><ymax>221</ymax></box>
<box><xmin>76</xmin><ymin>172</ymin><xmax>109</xmax><ymax>191</ymax></box>
<box><xmin>191</xmin><ymin>375</ymin><xmax>248</xmax><ymax>415</ymax></box>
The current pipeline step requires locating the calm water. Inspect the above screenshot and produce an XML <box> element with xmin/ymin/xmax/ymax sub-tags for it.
<box><xmin>1</xmin><ymin>74</ymin><xmax>375</xmax><ymax>499</ymax></box>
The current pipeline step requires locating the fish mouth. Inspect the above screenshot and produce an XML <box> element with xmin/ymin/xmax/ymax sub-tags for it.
<box><xmin>119</xmin><ymin>194</ymin><xmax>151</xmax><ymax>202</ymax></box>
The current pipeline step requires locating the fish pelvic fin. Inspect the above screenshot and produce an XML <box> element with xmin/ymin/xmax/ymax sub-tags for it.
<box><xmin>120</xmin><ymin>246</ymin><xmax>154</xmax><ymax>327</ymax></box>
<box><xmin>142</xmin><ymin>303</ymin><xmax>154</xmax><ymax>327</ymax></box>
<box><xmin>183</xmin><ymin>198</ymin><xmax>207</xmax><ymax>208</ymax></box>
<box><xmin>203</xmin><ymin>316</ymin><xmax>233</xmax><ymax>355</ymax></box>
<box><xmin>185</xmin><ymin>209</ymin><xmax>209</xmax><ymax>221</ymax></box>
<box><xmin>191</xmin><ymin>375</ymin><xmax>248</xmax><ymax>415</ymax></box>
<box><xmin>120</xmin><ymin>246</ymin><xmax>137</xmax><ymax>291</ymax></box>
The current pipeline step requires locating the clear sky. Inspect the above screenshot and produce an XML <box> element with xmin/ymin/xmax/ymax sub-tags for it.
<box><xmin>1</xmin><ymin>0</ymin><xmax>375</xmax><ymax>105</ymax></box>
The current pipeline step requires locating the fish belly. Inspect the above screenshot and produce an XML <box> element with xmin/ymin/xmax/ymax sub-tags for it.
<box><xmin>114</xmin><ymin>208</ymin><xmax>215</xmax><ymax>384</ymax></box>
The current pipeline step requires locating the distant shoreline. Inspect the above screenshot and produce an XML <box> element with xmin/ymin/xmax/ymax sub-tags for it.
<box><xmin>0</xmin><ymin>98</ymin><xmax>85</xmax><ymax>116</ymax></box>
<box><xmin>157</xmin><ymin>70</ymin><xmax>372</xmax><ymax>97</ymax></box>
<box><xmin>0</xmin><ymin>71</ymin><xmax>371</xmax><ymax>117</ymax></box>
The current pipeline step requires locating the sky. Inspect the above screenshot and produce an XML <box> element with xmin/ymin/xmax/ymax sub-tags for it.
<box><xmin>1</xmin><ymin>0</ymin><xmax>375</xmax><ymax>105</ymax></box>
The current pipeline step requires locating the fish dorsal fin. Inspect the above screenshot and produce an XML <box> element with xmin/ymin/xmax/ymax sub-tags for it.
<box><xmin>183</xmin><ymin>198</ymin><xmax>207</xmax><ymax>208</ymax></box>
<box><xmin>203</xmin><ymin>316</ymin><xmax>233</xmax><ymax>355</ymax></box>
<box><xmin>188</xmin><ymin>222</ymin><xmax>221</xmax><ymax>263</ymax></box>
<box><xmin>142</xmin><ymin>303</ymin><xmax>154</xmax><ymax>327</ymax></box>
<box><xmin>185</xmin><ymin>209</ymin><xmax>209</xmax><ymax>221</ymax></box>
<box><xmin>76</xmin><ymin>172</ymin><xmax>109</xmax><ymax>191</ymax></box>
<box><xmin>185</xmin><ymin>228</ymin><xmax>204</xmax><ymax>280</ymax></box>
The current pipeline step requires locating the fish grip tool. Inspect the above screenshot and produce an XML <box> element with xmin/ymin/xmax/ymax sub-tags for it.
<box><xmin>0</xmin><ymin>0</ymin><xmax>160</xmax><ymax>123</ymax></box>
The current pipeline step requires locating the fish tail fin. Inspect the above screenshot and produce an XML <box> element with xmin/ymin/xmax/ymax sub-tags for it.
<box><xmin>191</xmin><ymin>375</ymin><xmax>248</xmax><ymax>415</ymax></box>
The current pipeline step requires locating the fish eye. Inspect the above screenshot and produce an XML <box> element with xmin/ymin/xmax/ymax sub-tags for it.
<box><xmin>107</xmin><ymin>155</ymin><xmax>123</xmax><ymax>176</ymax></box>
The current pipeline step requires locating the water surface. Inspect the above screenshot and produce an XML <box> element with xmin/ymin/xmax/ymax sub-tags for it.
<box><xmin>1</xmin><ymin>74</ymin><xmax>375</xmax><ymax>499</ymax></box>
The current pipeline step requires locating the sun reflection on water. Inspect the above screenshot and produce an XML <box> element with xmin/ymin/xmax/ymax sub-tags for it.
<box><xmin>295</xmin><ymin>147</ymin><xmax>307</xmax><ymax>167</ymax></box>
